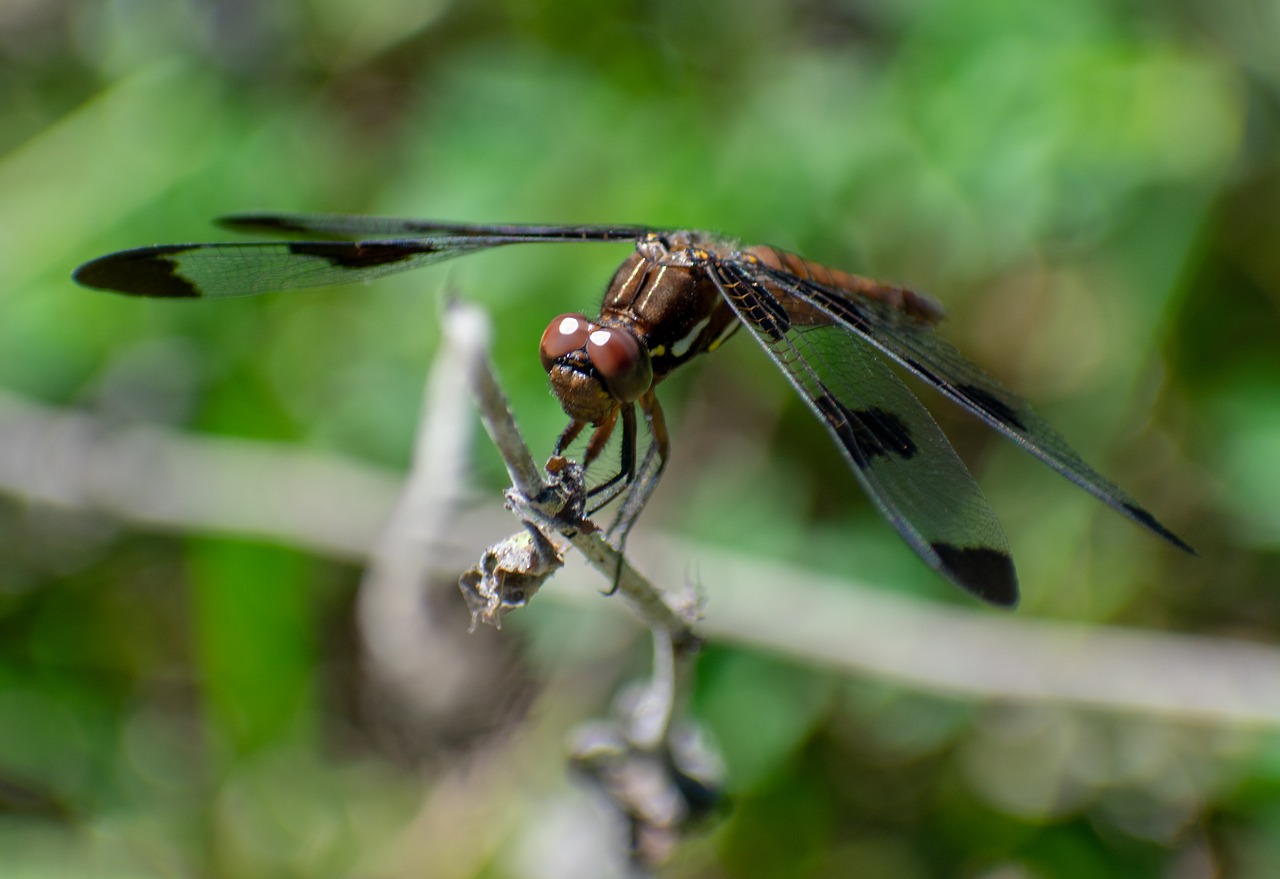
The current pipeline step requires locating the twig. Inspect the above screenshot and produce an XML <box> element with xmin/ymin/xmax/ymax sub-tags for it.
<box><xmin>0</xmin><ymin>387</ymin><xmax>394</xmax><ymax>559</ymax></box>
<box><xmin>457</xmin><ymin>304</ymin><xmax>546</xmax><ymax>502</ymax></box>
<box><xmin>455</xmin><ymin>301</ymin><xmax>714</xmax><ymax>868</ymax></box>
<box><xmin>355</xmin><ymin>298</ymin><xmax>503</xmax><ymax>723</ymax></box>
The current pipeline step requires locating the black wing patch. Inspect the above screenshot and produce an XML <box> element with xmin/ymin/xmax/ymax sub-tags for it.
<box><xmin>74</xmin><ymin>239</ymin><xmax>479</xmax><ymax>298</ymax></box>
<box><xmin>73</xmin><ymin>245</ymin><xmax>204</xmax><ymax>298</ymax></box>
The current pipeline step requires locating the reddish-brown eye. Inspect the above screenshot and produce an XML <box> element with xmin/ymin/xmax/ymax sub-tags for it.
<box><xmin>586</xmin><ymin>326</ymin><xmax>653</xmax><ymax>402</ymax></box>
<box><xmin>539</xmin><ymin>313</ymin><xmax>592</xmax><ymax>372</ymax></box>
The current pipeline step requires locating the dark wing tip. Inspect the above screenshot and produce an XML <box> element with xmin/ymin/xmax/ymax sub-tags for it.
<box><xmin>931</xmin><ymin>543</ymin><xmax>1020</xmax><ymax>608</ymax></box>
<box><xmin>1121</xmin><ymin>503</ymin><xmax>1196</xmax><ymax>555</ymax></box>
<box><xmin>72</xmin><ymin>246</ymin><xmax>201</xmax><ymax>298</ymax></box>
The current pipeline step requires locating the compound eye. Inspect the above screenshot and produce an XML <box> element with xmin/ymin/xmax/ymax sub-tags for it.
<box><xmin>539</xmin><ymin>313</ymin><xmax>592</xmax><ymax>372</ymax></box>
<box><xmin>586</xmin><ymin>326</ymin><xmax>653</xmax><ymax>402</ymax></box>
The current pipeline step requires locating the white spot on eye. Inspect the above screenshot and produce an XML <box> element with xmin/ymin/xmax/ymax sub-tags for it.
<box><xmin>671</xmin><ymin>316</ymin><xmax>710</xmax><ymax>357</ymax></box>
<box><xmin>589</xmin><ymin>329</ymin><xmax>612</xmax><ymax>346</ymax></box>
<box><xmin>558</xmin><ymin>316</ymin><xmax>583</xmax><ymax>336</ymax></box>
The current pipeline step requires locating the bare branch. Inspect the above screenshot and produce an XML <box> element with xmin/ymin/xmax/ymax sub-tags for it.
<box><xmin>0</xmin><ymin>387</ymin><xmax>395</xmax><ymax>559</ymax></box>
<box><xmin>356</xmin><ymin>300</ymin><xmax>503</xmax><ymax>724</ymax></box>
<box><xmin>456</xmin><ymin>303</ymin><xmax>547</xmax><ymax>502</ymax></box>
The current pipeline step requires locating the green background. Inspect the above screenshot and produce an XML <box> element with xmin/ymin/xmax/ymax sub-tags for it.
<box><xmin>1</xmin><ymin>0</ymin><xmax>1277</xmax><ymax>875</ymax></box>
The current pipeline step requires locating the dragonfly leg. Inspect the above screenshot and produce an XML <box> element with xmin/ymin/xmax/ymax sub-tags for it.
<box><xmin>597</xmin><ymin>393</ymin><xmax>668</xmax><ymax>595</ymax></box>
<box><xmin>608</xmin><ymin>390</ymin><xmax>669</xmax><ymax>543</ymax></box>
<box><xmin>584</xmin><ymin>405</ymin><xmax>635</xmax><ymax>513</ymax></box>
<box><xmin>553</xmin><ymin>419</ymin><xmax>588</xmax><ymax>456</ymax></box>
<box><xmin>552</xmin><ymin>407</ymin><xmax>638</xmax><ymax>517</ymax></box>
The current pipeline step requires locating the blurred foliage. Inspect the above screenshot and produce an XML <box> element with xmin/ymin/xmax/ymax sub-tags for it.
<box><xmin>1</xmin><ymin>0</ymin><xmax>1278</xmax><ymax>875</ymax></box>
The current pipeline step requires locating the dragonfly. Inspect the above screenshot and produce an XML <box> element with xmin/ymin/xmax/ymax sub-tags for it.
<box><xmin>73</xmin><ymin>213</ymin><xmax>1193</xmax><ymax>607</ymax></box>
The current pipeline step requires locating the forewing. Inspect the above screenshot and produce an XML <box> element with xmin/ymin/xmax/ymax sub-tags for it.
<box><xmin>710</xmin><ymin>261</ymin><xmax>1018</xmax><ymax>606</ymax></box>
<box><xmin>748</xmin><ymin>262</ymin><xmax>1193</xmax><ymax>554</ymax></box>
<box><xmin>219</xmin><ymin>212</ymin><xmax>653</xmax><ymax>242</ymax></box>
<box><xmin>74</xmin><ymin>218</ymin><xmax>652</xmax><ymax>299</ymax></box>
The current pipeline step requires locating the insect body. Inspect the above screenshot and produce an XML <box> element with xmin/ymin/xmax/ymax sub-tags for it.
<box><xmin>74</xmin><ymin>214</ymin><xmax>1193</xmax><ymax>606</ymax></box>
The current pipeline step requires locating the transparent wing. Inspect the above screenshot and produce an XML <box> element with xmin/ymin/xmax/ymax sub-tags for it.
<box><xmin>746</xmin><ymin>260</ymin><xmax>1193</xmax><ymax>554</ymax></box>
<box><xmin>710</xmin><ymin>260</ymin><xmax>1018</xmax><ymax>606</ymax></box>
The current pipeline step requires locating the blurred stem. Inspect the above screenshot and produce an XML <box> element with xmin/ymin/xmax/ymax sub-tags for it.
<box><xmin>356</xmin><ymin>296</ymin><xmax>491</xmax><ymax>717</ymax></box>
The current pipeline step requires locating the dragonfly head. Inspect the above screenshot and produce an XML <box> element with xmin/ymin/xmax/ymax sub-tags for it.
<box><xmin>539</xmin><ymin>313</ymin><xmax>653</xmax><ymax>423</ymax></box>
